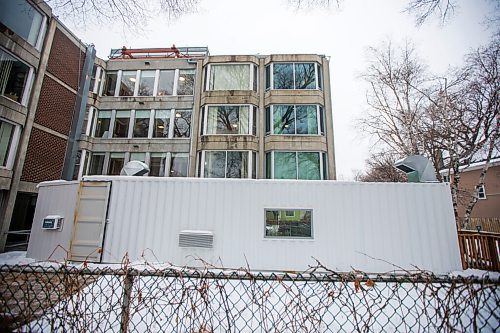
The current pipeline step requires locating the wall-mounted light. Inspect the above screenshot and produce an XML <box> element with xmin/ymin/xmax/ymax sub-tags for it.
<box><xmin>129</xmin><ymin>77</ymin><xmax>136</xmax><ymax>82</ymax></box>
<box><xmin>179</xmin><ymin>76</ymin><xmax>186</xmax><ymax>81</ymax></box>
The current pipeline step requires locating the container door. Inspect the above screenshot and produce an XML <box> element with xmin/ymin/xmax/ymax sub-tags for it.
<box><xmin>69</xmin><ymin>181</ymin><xmax>111</xmax><ymax>262</ymax></box>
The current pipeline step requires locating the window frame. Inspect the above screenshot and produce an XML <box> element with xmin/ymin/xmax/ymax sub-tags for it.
<box><xmin>199</xmin><ymin>150</ymin><xmax>255</xmax><ymax>179</ymax></box>
<box><xmin>477</xmin><ymin>184</ymin><xmax>487</xmax><ymax>200</ymax></box>
<box><xmin>0</xmin><ymin>0</ymin><xmax>46</xmax><ymax>49</ymax></box>
<box><xmin>0</xmin><ymin>118</ymin><xmax>21</xmax><ymax>169</ymax></box>
<box><xmin>266</xmin><ymin>62</ymin><xmax>321</xmax><ymax>90</ymax></box>
<box><xmin>0</xmin><ymin>47</ymin><xmax>35</xmax><ymax>106</ymax></box>
<box><xmin>265</xmin><ymin>151</ymin><xmax>326</xmax><ymax>180</ymax></box>
<box><xmin>201</xmin><ymin>104</ymin><xmax>256</xmax><ymax>136</ymax></box>
<box><xmin>264</xmin><ymin>208</ymin><xmax>314</xmax><ymax>239</ymax></box>
<box><xmin>205</xmin><ymin>63</ymin><xmax>256</xmax><ymax>91</ymax></box>
<box><xmin>266</xmin><ymin>105</ymin><xmax>324</xmax><ymax>136</ymax></box>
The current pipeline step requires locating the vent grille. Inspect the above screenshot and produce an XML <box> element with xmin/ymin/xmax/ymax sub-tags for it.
<box><xmin>179</xmin><ymin>231</ymin><xmax>214</xmax><ymax>248</ymax></box>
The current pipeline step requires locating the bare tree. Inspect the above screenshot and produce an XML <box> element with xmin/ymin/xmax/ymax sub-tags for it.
<box><xmin>359</xmin><ymin>37</ymin><xmax>499</xmax><ymax>227</ymax></box>
<box><xmin>404</xmin><ymin>0</ymin><xmax>458</xmax><ymax>25</ymax></box>
<box><xmin>42</xmin><ymin>0</ymin><xmax>200</xmax><ymax>31</ymax></box>
<box><xmin>356</xmin><ymin>153</ymin><xmax>407</xmax><ymax>182</ymax></box>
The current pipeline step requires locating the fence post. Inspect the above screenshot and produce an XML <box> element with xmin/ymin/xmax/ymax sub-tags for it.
<box><xmin>120</xmin><ymin>270</ymin><xmax>134</xmax><ymax>333</ymax></box>
<box><xmin>487</xmin><ymin>237</ymin><xmax>499</xmax><ymax>271</ymax></box>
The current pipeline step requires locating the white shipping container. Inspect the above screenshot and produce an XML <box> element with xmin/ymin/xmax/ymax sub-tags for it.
<box><xmin>27</xmin><ymin>177</ymin><xmax>462</xmax><ymax>273</ymax></box>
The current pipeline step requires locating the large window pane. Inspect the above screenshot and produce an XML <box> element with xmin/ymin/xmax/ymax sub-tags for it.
<box><xmin>103</xmin><ymin>72</ymin><xmax>117</xmax><ymax>96</ymax></box>
<box><xmin>206</xmin><ymin>106</ymin><xmax>250</xmax><ymax>135</ymax></box>
<box><xmin>113</xmin><ymin>111</ymin><xmax>130</xmax><ymax>138</ymax></box>
<box><xmin>133</xmin><ymin>110</ymin><xmax>150</xmax><ymax>137</ymax></box>
<box><xmin>108</xmin><ymin>153</ymin><xmax>125</xmax><ymax>175</ymax></box>
<box><xmin>170</xmin><ymin>153</ymin><xmax>189</xmax><ymax>177</ymax></box>
<box><xmin>94</xmin><ymin>110</ymin><xmax>111</xmax><ymax>138</ymax></box>
<box><xmin>273</xmin><ymin>105</ymin><xmax>295</xmax><ymax>135</ymax></box>
<box><xmin>273</xmin><ymin>63</ymin><xmax>293</xmax><ymax>89</ymax></box>
<box><xmin>0</xmin><ymin>120</ymin><xmax>15</xmax><ymax>167</ymax></box>
<box><xmin>157</xmin><ymin>70</ymin><xmax>174</xmax><ymax>96</ymax></box>
<box><xmin>177</xmin><ymin>69</ymin><xmax>195</xmax><ymax>95</ymax></box>
<box><xmin>204</xmin><ymin>151</ymin><xmax>226</xmax><ymax>178</ymax></box>
<box><xmin>0</xmin><ymin>50</ymin><xmax>30</xmax><ymax>103</ymax></box>
<box><xmin>138</xmin><ymin>70</ymin><xmax>155</xmax><ymax>96</ymax></box>
<box><xmin>274</xmin><ymin>152</ymin><xmax>297</xmax><ymax>179</ymax></box>
<box><xmin>153</xmin><ymin>110</ymin><xmax>170</xmax><ymax>138</ymax></box>
<box><xmin>119</xmin><ymin>71</ymin><xmax>136</xmax><ymax>96</ymax></box>
<box><xmin>226</xmin><ymin>151</ymin><xmax>248</xmax><ymax>178</ymax></box>
<box><xmin>149</xmin><ymin>153</ymin><xmax>167</xmax><ymax>177</ymax></box>
<box><xmin>173</xmin><ymin>110</ymin><xmax>191</xmax><ymax>138</ymax></box>
<box><xmin>265</xmin><ymin>209</ymin><xmax>312</xmax><ymax>238</ymax></box>
<box><xmin>88</xmin><ymin>153</ymin><xmax>105</xmax><ymax>175</ymax></box>
<box><xmin>0</xmin><ymin>0</ymin><xmax>43</xmax><ymax>46</ymax></box>
<box><xmin>295</xmin><ymin>63</ymin><xmax>316</xmax><ymax>89</ymax></box>
<box><xmin>298</xmin><ymin>152</ymin><xmax>321</xmax><ymax>180</ymax></box>
<box><xmin>130</xmin><ymin>152</ymin><xmax>146</xmax><ymax>162</ymax></box>
<box><xmin>209</xmin><ymin>64</ymin><xmax>251</xmax><ymax>90</ymax></box>
<box><xmin>296</xmin><ymin>105</ymin><xmax>318</xmax><ymax>134</ymax></box>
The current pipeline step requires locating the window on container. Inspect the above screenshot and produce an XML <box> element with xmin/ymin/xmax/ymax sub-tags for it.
<box><xmin>108</xmin><ymin>153</ymin><xmax>125</xmax><ymax>175</ymax></box>
<box><xmin>170</xmin><ymin>153</ymin><xmax>189</xmax><ymax>177</ymax></box>
<box><xmin>0</xmin><ymin>0</ymin><xmax>43</xmax><ymax>47</ymax></box>
<box><xmin>94</xmin><ymin>110</ymin><xmax>111</xmax><ymax>138</ymax></box>
<box><xmin>265</xmin><ymin>209</ymin><xmax>312</xmax><ymax>238</ymax></box>
<box><xmin>205</xmin><ymin>105</ymin><xmax>251</xmax><ymax>135</ymax></box>
<box><xmin>0</xmin><ymin>120</ymin><xmax>15</xmax><ymax>167</ymax></box>
<box><xmin>133</xmin><ymin>110</ymin><xmax>150</xmax><ymax>138</ymax></box>
<box><xmin>208</xmin><ymin>64</ymin><xmax>252</xmax><ymax>90</ymax></box>
<box><xmin>477</xmin><ymin>185</ymin><xmax>486</xmax><ymax>199</ymax></box>
<box><xmin>138</xmin><ymin>70</ymin><xmax>155</xmax><ymax>96</ymax></box>
<box><xmin>173</xmin><ymin>110</ymin><xmax>191</xmax><ymax>138</ymax></box>
<box><xmin>0</xmin><ymin>49</ymin><xmax>31</xmax><ymax>104</ymax></box>
<box><xmin>130</xmin><ymin>152</ymin><xmax>146</xmax><ymax>163</ymax></box>
<box><xmin>157</xmin><ymin>70</ymin><xmax>175</xmax><ymax>96</ymax></box>
<box><xmin>270</xmin><ymin>63</ymin><xmax>319</xmax><ymax>90</ymax></box>
<box><xmin>269</xmin><ymin>151</ymin><xmax>322</xmax><ymax>180</ymax></box>
<box><xmin>177</xmin><ymin>69</ymin><xmax>195</xmax><ymax>95</ymax></box>
<box><xmin>88</xmin><ymin>153</ymin><xmax>105</xmax><ymax>175</ymax></box>
<box><xmin>119</xmin><ymin>71</ymin><xmax>136</xmax><ymax>96</ymax></box>
<box><xmin>149</xmin><ymin>153</ymin><xmax>167</xmax><ymax>177</ymax></box>
<box><xmin>113</xmin><ymin>110</ymin><xmax>130</xmax><ymax>138</ymax></box>
<box><xmin>103</xmin><ymin>72</ymin><xmax>117</xmax><ymax>96</ymax></box>
<box><xmin>203</xmin><ymin>151</ymin><xmax>251</xmax><ymax>179</ymax></box>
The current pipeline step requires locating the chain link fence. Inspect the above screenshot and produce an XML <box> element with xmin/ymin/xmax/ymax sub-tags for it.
<box><xmin>0</xmin><ymin>263</ymin><xmax>498</xmax><ymax>332</ymax></box>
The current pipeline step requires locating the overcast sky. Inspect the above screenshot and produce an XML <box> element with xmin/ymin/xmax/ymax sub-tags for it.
<box><xmin>62</xmin><ymin>0</ymin><xmax>496</xmax><ymax>179</ymax></box>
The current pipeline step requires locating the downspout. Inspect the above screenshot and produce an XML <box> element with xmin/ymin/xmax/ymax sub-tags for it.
<box><xmin>62</xmin><ymin>44</ymin><xmax>96</xmax><ymax>180</ymax></box>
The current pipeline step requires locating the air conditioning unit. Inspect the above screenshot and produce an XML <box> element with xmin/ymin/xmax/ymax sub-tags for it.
<box><xmin>42</xmin><ymin>215</ymin><xmax>64</xmax><ymax>231</ymax></box>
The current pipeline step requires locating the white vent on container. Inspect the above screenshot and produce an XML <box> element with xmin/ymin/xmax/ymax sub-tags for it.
<box><xmin>179</xmin><ymin>230</ymin><xmax>214</xmax><ymax>248</ymax></box>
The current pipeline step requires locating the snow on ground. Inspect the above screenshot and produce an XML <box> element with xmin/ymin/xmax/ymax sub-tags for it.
<box><xmin>450</xmin><ymin>269</ymin><xmax>500</xmax><ymax>279</ymax></box>
<box><xmin>0</xmin><ymin>251</ymin><xmax>35</xmax><ymax>265</ymax></box>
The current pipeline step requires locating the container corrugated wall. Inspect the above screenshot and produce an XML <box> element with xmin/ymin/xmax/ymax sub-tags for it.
<box><xmin>86</xmin><ymin>177</ymin><xmax>461</xmax><ymax>273</ymax></box>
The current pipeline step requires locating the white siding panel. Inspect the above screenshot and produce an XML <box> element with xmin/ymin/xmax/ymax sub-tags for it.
<box><xmin>27</xmin><ymin>181</ymin><xmax>80</xmax><ymax>261</ymax></box>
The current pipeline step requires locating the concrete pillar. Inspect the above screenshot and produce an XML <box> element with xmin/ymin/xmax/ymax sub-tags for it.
<box><xmin>322</xmin><ymin>57</ymin><xmax>337</xmax><ymax>180</ymax></box>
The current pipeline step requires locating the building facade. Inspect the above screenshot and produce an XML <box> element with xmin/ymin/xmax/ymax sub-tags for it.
<box><xmin>77</xmin><ymin>50</ymin><xmax>336</xmax><ymax>181</ymax></box>
<box><xmin>0</xmin><ymin>1</ymin><xmax>336</xmax><ymax>251</ymax></box>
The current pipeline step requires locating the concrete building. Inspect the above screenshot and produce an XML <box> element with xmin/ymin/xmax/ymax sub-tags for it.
<box><xmin>0</xmin><ymin>1</ymin><xmax>336</xmax><ymax>252</ymax></box>
<box><xmin>0</xmin><ymin>0</ymin><xmax>95</xmax><ymax>250</ymax></box>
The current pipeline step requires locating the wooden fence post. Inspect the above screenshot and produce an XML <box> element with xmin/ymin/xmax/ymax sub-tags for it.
<box><xmin>120</xmin><ymin>271</ymin><xmax>134</xmax><ymax>333</ymax></box>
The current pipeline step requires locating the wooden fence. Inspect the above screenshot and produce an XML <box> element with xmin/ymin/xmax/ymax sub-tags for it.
<box><xmin>458</xmin><ymin>230</ymin><xmax>500</xmax><ymax>271</ymax></box>
<box><xmin>460</xmin><ymin>217</ymin><xmax>500</xmax><ymax>234</ymax></box>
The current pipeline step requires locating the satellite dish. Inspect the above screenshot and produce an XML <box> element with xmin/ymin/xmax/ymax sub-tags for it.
<box><xmin>120</xmin><ymin>160</ymin><xmax>150</xmax><ymax>176</ymax></box>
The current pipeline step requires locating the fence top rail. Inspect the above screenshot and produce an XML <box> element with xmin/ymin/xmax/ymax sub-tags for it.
<box><xmin>458</xmin><ymin>230</ymin><xmax>500</xmax><ymax>238</ymax></box>
<box><xmin>1</xmin><ymin>264</ymin><xmax>498</xmax><ymax>284</ymax></box>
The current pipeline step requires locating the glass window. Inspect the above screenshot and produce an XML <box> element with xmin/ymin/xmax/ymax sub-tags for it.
<box><xmin>0</xmin><ymin>49</ymin><xmax>30</xmax><ymax>104</ymax></box>
<box><xmin>130</xmin><ymin>152</ymin><xmax>146</xmax><ymax>163</ymax></box>
<box><xmin>170</xmin><ymin>153</ymin><xmax>189</xmax><ymax>177</ymax></box>
<box><xmin>268</xmin><ymin>105</ymin><xmax>321</xmax><ymax>135</ymax></box>
<box><xmin>203</xmin><ymin>151</ymin><xmax>251</xmax><ymax>179</ymax></box>
<box><xmin>103</xmin><ymin>72</ymin><xmax>117</xmax><ymax>96</ymax></box>
<box><xmin>273</xmin><ymin>63</ymin><xmax>294</xmax><ymax>89</ymax></box>
<box><xmin>88</xmin><ymin>153</ymin><xmax>105</xmax><ymax>175</ymax></box>
<box><xmin>113</xmin><ymin>110</ymin><xmax>130</xmax><ymax>138</ymax></box>
<box><xmin>94</xmin><ymin>110</ymin><xmax>111</xmax><ymax>138</ymax></box>
<box><xmin>119</xmin><ymin>71</ymin><xmax>136</xmax><ymax>96</ymax></box>
<box><xmin>153</xmin><ymin>110</ymin><xmax>171</xmax><ymax>138</ymax></box>
<box><xmin>133</xmin><ymin>110</ymin><xmax>150</xmax><ymax>138</ymax></box>
<box><xmin>89</xmin><ymin>65</ymin><xmax>97</xmax><ymax>92</ymax></box>
<box><xmin>177</xmin><ymin>69</ymin><xmax>195</xmax><ymax>95</ymax></box>
<box><xmin>268</xmin><ymin>151</ymin><xmax>323</xmax><ymax>180</ymax></box>
<box><xmin>149</xmin><ymin>153</ymin><xmax>167</xmax><ymax>177</ymax></box>
<box><xmin>0</xmin><ymin>0</ymin><xmax>43</xmax><ymax>46</ymax></box>
<box><xmin>265</xmin><ymin>209</ymin><xmax>312</xmax><ymax>238</ymax></box>
<box><xmin>138</xmin><ymin>70</ymin><xmax>155</xmax><ymax>96</ymax></box>
<box><xmin>157</xmin><ymin>70</ymin><xmax>175</xmax><ymax>96</ymax></box>
<box><xmin>270</xmin><ymin>63</ymin><xmax>319</xmax><ymax>90</ymax></box>
<box><xmin>173</xmin><ymin>110</ymin><xmax>191</xmax><ymax>138</ymax></box>
<box><xmin>209</xmin><ymin>64</ymin><xmax>251</xmax><ymax>90</ymax></box>
<box><xmin>204</xmin><ymin>151</ymin><xmax>226</xmax><ymax>178</ymax></box>
<box><xmin>265</xmin><ymin>65</ymin><xmax>271</xmax><ymax>90</ymax></box>
<box><xmin>478</xmin><ymin>185</ymin><xmax>486</xmax><ymax>199</ymax></box>
<box><xmin>108</xmin><ymin>153</ymin><xmax>125</xmax><ymax>175</ymax></box>
<box><xmin>226</xmin><ymin>151</ymin><xmax>248</xmax><ymax>178</ymax></box>
<box><xmin>0</xmin><ymin>120</ymin><xmax>15</xmax><ymax>167</ymax></box>
<box><xmin>205</xmin><ymin>106</ymin><xmax>250</xmax><ymax>135</ymax></box>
